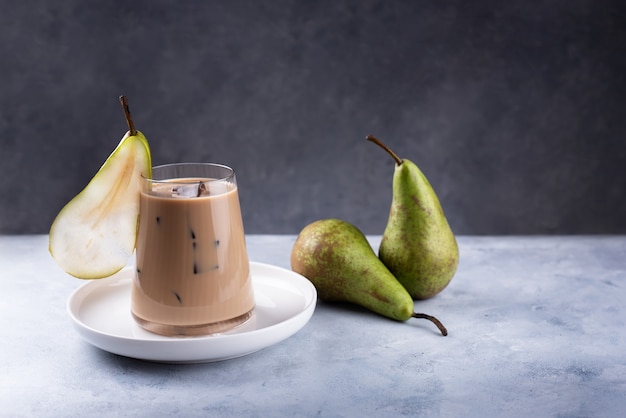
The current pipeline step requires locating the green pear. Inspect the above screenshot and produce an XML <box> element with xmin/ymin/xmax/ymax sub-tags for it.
<box><xmin>291</xmin><ymin>219</ymin><xmax>447</xmax><ymax>336</ymax></box>
<box><xmin>49</xmin><ymin>96</ymin><xmax>152</xmax><ymax>279</ymax></box>
<box><xmin>367</xmin><ymin>135</ymin><xmax>459</xmax><ymax>299</ymax></box>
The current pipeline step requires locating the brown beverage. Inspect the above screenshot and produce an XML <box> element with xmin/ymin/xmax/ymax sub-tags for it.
<box><xmin>131</xmin><ymin>164</ymin><xmax>255</xmax><ymax>336</ymax></box>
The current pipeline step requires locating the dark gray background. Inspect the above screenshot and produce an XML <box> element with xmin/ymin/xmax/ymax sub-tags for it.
<box><xmin>1</xmin><ymin>1</ymin><xmax>625</xmax><ymax>235</ymax></box>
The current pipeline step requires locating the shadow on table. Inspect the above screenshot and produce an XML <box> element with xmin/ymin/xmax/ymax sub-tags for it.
<box><xmin>85</xmin><ymin>342</ymin><xmax>264</xmax><ymax>374</ymax></box>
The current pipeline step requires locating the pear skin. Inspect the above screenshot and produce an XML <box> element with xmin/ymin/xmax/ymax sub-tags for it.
<box><xmin>367</xmin><ymin>135</ymin><xmax>459</xmax><ymax>299</ymax></box>
<box><xmin>291</xmin><ymin>219</ymin><xmax>447</xmax><ymax>335</ymax></box>
<box><xmin>49</xmin><ymin>96</ymin><xmax>152</xmax><ymax>279</ymax></box>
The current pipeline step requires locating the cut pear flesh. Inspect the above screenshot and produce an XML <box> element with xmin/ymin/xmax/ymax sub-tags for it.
<box><xmin>49</xmin><ymin>131</ymin><xmax>151</xmax><ymax>279</ymax></box>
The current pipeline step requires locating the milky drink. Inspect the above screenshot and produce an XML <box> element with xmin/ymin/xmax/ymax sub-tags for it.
<box><xmin>131</xmin><ymin>163</ymin><xmax>255</xmax><ymax>336</ymax></box>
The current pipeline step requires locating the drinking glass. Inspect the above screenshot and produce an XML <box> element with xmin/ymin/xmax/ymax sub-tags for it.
<box><xmin>131</xmin><ymin>163</ymin><xmax>255</xmax><ymax>336</ymax></box>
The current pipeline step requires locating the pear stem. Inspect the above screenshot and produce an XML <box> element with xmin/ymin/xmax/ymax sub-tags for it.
<box><xmin>366</xmin><ymin>135</ymin><xmax>403</xmax><ymax>166</ymax></box>
<box><xmin>119</xmin><ymin>95</ymin><xmax>137</xmax><ymax>136</ymax></box>
<box><xmin>412</xmin><ymin>313</ymin><xmax>448</xmax><ymax>336</ymax></box>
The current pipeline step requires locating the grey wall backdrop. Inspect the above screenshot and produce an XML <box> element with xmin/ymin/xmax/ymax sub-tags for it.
<box><xmin>1</xmin><ymin>1</ymin><xmax>625</xmax><ymax>235</ymax></box>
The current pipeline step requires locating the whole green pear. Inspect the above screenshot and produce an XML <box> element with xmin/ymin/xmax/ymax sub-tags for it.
<box><xmin>291</xmin><ymin>219</ymin><xmax>447</xmax><ymax>335</ymax></box>
<box><xmin>367</xmin><ymin>135</ymin><xmax>459</xmax><ymax>300</ymax></box>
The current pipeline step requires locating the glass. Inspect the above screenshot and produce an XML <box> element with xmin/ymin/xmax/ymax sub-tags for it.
<box><xmin>131</xmin><ymin>163</ymin><xmax>255</xmax><ymax>336</ymax></box>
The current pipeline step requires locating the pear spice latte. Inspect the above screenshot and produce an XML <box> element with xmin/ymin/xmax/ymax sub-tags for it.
<box><xmin>131</xmin><ymin>167</ymin><xmax>255</xmax><ymax>336</ymax></box>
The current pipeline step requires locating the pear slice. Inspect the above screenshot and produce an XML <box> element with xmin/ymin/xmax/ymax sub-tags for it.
<box><xmin>49</xmin><ymin>96</ymin><xmax>152</xmax><ymax>279</ymax></box>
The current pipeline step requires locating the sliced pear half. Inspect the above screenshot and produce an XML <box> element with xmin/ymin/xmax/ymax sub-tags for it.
<box><xmin>49</xmin><ymin>97</ymin><xmax>152</xmax><ymax>279</ymax></box>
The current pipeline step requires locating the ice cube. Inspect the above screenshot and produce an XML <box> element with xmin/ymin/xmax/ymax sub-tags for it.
<box><xmin>172</xmin><ymin>182</ymin><xmax>206</xmax><ymax>198</ymax></box>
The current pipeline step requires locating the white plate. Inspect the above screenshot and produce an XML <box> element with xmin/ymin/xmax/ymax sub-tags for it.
<box><xmin>67</xmin><ymin>262</ymin><xmax>317</xmax><ymax>363</ymax></box>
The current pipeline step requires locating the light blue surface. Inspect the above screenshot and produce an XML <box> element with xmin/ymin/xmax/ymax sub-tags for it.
<box><xmin>1</xmin><ymin>235</ymin><xmax>625</xmax><ymax>417</ymax></box>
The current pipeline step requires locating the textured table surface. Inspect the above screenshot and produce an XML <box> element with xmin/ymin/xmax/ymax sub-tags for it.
<box><xmin>1</xmin><ymin>235</ymin><xmax>625</xmax><ymax>417</ymax></box>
